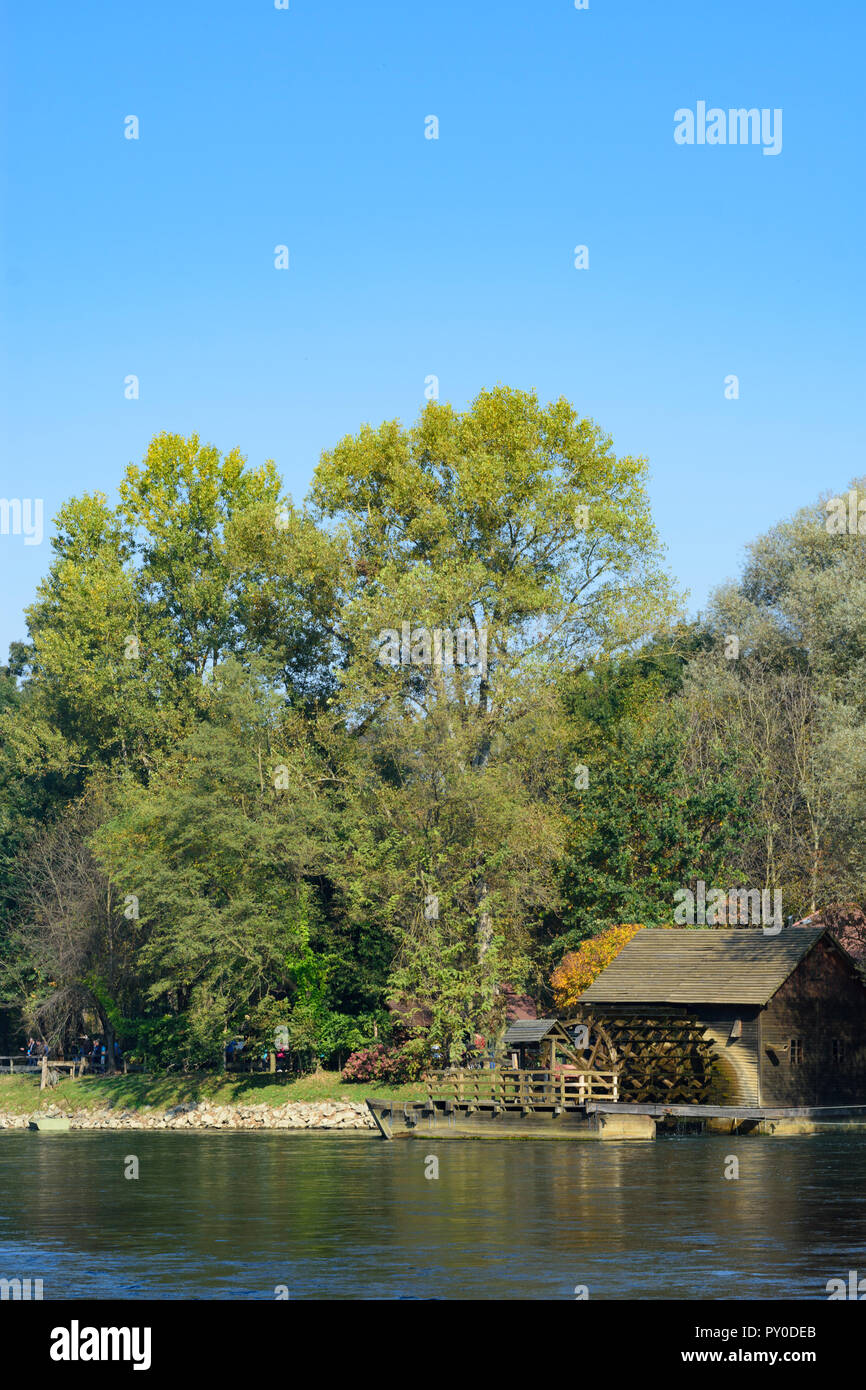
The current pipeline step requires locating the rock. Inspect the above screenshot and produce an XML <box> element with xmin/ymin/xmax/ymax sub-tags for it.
<box><xmin>164</xmin><ymin>1101</ymin><xmax>199</xmax><ymax>1119</ymax></box>
<box><xmin>0</xmin><ymin>1091</ymin><xmax>378</xmax><ymax>1132</ymax></box>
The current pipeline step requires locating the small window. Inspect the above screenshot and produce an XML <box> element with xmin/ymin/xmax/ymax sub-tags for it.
<box><xmin>832</xmin><ymin>1039</ymin><xmax>845</xmax><ymax>1065</ymax></box>
<box><xmin>790</xmin><ymin>1038</ymin><xmax>804</xmax><ymax>1065</ymax></box>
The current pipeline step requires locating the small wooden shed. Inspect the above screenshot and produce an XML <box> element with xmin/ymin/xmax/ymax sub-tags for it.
<box><xmin>579</xmin><ymin>926</ymin><xmax>866</xmax><ymax>1107</ymax></box>
<box><xmin>501</xmin><ymin>1018</ymin><xmax>581</xmax><ymax>1071</ymax></box>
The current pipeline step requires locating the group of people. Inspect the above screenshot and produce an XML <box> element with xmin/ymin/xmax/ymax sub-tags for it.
<box><xmin>224</xmin><ymin>1038</ymin><xmax>295</xmax><ymax>1072</ymax></box>
<box><xmin>76</xmin><ymin>1038</ymin><xmax>114</xmax><ymax>1071</ymax></box>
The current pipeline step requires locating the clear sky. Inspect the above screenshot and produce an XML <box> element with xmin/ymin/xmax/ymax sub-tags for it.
<box><xmin>1</xmin><ymin>0</ymin><xmax>864</xmax><ymax>659</ymax></box>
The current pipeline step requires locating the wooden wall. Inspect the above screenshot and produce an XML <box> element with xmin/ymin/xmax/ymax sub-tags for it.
<box><xmin>694</xmin><ymin>1008</ymin><xmax>761</xmax><ymax>1105</ymax></box>
<box><xmin>759</xmin><ymin>936</ymin><xmax>866</xmax><ymax>1107</ymax></box>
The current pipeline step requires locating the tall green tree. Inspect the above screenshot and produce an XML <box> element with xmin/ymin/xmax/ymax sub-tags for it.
<box><xmin>92</xmin><ymin>661</ymin><xmax>335</xmax><ymax>1063</ymax></box>
<box><xmin>243</xmin><ymin>386</ymin><xmax>680</xmax><ymax>1048</ymax></box>
<box><xmin>683</xmin><ymin>478</ymin><xmax>866</xmax><ymax>914</ymax></box>
<box><xmin>554</xmin><ymin>634</ymin><xmax>751</xmax><ymax>955</ymax></box>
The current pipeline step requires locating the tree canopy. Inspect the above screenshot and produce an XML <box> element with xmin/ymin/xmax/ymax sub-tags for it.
<box><xmin>2</xmin><ymin>396</ymin><xmax>862</xmax><ymax>1066</ymax></box>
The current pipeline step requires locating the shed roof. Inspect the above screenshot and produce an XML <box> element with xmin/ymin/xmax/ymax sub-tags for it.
<box><xmin>503</xmin><ymin>1019</ymin><xmax>557</xmax><ymax>1045</ymax></box>
<box><xmin>580</xmin><ymin>927</ymin><xmax>828</xmax><ymax>1006</ymax></box>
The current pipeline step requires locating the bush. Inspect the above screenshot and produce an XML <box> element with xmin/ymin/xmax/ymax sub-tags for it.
<box><xmin>341</xmin><ymin>1038</ymin><xmax>428</xmax><ymax>1084</ymax></box>
<box><xmin>120</xmin><ymin>1013</ymin><xmax>196</xmax><ymax>1071</ymax></box>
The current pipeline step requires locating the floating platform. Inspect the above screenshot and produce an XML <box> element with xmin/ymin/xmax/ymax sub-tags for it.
<box><xmin>366</xmin><ymin>1094</ymin><xmax>866</xmax><ymax>1141</ymax></box>
<box><xmin>28</xmin><ymin>1117</ymin><xmax>71</xmax><ymax>1132</ymax></box>
<box><xmin>365</xmin><ymin>1097</ymin><xmax>655</xmax><ymax>1141</ymax></box>
<box><xmin>585</xmin><ymin>1101</ymin><xmax>866</xmax><ymax>1136</ymax></box>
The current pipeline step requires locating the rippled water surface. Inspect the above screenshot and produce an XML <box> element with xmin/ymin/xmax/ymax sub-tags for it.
<box><xmin>2</xmin><ymin>1130</ymin><xmax>865</xmax><ymax>1299</ymax></box>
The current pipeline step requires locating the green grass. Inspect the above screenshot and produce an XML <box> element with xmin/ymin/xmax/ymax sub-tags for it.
<box><xmin>0</xmin><ymin>1070</ymin><xmax>428</xmax><ymax>1115</ymax></box>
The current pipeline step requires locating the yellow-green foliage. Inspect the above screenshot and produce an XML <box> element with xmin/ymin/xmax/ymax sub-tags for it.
<box><xmin>552</xmin><ymin>924</ymin><xmax>671</xmax><ymax>1011</ymax></box>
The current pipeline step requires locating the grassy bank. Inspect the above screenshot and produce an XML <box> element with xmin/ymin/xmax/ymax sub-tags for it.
<box><xmin>0</xmin><ymin>1070</ymin><xmax>429</xmax><ymax>1115</ymax></box>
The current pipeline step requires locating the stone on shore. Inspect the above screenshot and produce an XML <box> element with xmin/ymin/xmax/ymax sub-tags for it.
<box><xmin>0</xmin><ymin>1098</ymin><xmax>377</xmax><ymax>1132</ymax></box>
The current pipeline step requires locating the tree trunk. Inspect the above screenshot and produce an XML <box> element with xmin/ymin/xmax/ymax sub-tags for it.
<box><xmin>475</xmin><ymin>883</ymin><xmax>493</xmax><ymax>963</ymax></box>
<box><xmin>94</xmin><ymin>1003</ymin><xmax>116</xmax><ymax>1074</ymax></box>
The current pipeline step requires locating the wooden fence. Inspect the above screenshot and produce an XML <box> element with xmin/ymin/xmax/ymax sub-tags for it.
<box><xmin>0</xmin><ymin>1056</ymin><xmax>40</xmax><ymax>1075</ymax></box>
<box><xmin>0</xmin><ymin>1055</ymin><xmax>121</xmax><ymax>1087</ymax></box>
<box><xmin>427</xmin><ymin>1067</ymin><xmax>619</xmax><ymax>1107</ymax></box>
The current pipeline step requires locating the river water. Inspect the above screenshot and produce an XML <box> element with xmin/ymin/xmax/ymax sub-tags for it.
<box><xmin>1</xmin><ymin>1130</ymin><xmax>864</xmax><ymax>1300</ymax></box>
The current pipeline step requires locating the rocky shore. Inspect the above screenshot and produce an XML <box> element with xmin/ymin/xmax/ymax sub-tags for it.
<box><xmin>0</xmin><ymin>1098</ymin><xmax>377</xmax><ymax>1131</ymax></box>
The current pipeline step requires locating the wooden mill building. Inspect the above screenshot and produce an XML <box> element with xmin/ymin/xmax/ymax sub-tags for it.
<box><xmin>578</xmin><ymin>926</ymin><xmax>866</xmax><ymax>1108</ymax></box>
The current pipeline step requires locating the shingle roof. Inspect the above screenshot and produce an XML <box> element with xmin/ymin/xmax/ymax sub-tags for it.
<box><xmin>580</xmin><ymin>927</ymin><xmax>828</xmax><ymax>1006</ymax></box>
<box><xmin>503</xmin><ymin>1019</ymin><xmax>557</xmax><ymax>1045</ymax></box>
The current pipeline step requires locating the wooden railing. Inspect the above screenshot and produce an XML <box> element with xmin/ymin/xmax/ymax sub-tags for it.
<box><xmin>0</xmin><ymin>1056</ymin><xmax>40</xmax><ymax>1075</ymax></box>
<box><xmin>426</xmin><ymin>1067</ymin><xmax>619</xmax><ymax>1107</ymax></box>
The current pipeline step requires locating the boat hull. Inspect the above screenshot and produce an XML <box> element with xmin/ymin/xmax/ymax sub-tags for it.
<box><xmin>365</xmin><ymin>1099</ymin><xmax>655</xmax><ymax>1141</ymax></box>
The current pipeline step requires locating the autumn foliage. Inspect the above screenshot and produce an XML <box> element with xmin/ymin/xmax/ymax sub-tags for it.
<box><xmin>551</xmin><ymin>924</ymin><xmax>647</xmax><ymax>1012</ymax></box>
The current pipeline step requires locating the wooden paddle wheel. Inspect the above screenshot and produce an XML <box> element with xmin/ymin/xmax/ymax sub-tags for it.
<box><xmin>565</xmin><ymin>1011</ymin><xmax>717</xmax><ymax>1104</ymax></box>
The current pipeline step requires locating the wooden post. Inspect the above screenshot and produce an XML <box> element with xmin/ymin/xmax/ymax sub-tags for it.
<box><xmin>269</xmin><ymin>1050</ymin><xmax>276</xmax><ymax>1073</ymax></box>
<box><xmin>40</xmin><ymin>1053</ymin><xmax>48</xmax><ymax>1091</ymax></box>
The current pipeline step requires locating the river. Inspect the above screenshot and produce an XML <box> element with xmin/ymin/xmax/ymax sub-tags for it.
<box><xmin>2</xmin><ymin>1130</ymin><xmax>865</xmax><ymax>1299</ymax></box>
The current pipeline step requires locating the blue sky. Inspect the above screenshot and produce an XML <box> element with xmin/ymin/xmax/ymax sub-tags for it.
<box><xmin>1</xmin><ymin>0</ymin><xmax>864</xmax><ymax>658</ymax></box>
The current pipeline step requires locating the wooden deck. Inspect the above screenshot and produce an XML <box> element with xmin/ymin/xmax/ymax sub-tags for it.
<box><xmin>367</xmin><ymin>1066</ymin><xmax>647</xmax><ymax>1141</ymax></box>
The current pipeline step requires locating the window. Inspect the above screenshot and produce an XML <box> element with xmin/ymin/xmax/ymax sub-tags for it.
<box><xmin>832</xmin><ymin>1039</ymin><xmax>845</xmax><ymax>1065</ymax></box>
<box><xmin>790</xmin><ymin>1038</ymin><xmax>804</xmax><ymax>1065</ymax></box>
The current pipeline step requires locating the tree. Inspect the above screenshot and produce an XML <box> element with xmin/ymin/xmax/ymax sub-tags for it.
<box><xmin>4</xmin><ymin>494</ymin><xmax>184</xmax><ymax>788</ymax></box>
<box><xmin>3</xmin><ymin>792</ymin><xmax>138</xmax><ymax>1067</ymax></box>
<box><xmin>551</xmin><ymin>923</ymin><xmax>648</xmax><ymax>1012</ymax></box>
<box><xmin>118</xmin><ymin>431</ymin><xmax>283</xmax><ymax>682</ymax></box>
<box><xmin>2</xmin><ymin>435</ymin><xmax>285</xmax><ymax>796</ymax></box>
<box><xmin>0</xmin><ymin>398</ymin><xmax>688</xmax><ymax>1061</ymax></box>
<box><xmin>92</xmin><ymin>661</ymin><xmax>335</xmax><ymax>1063</ymax></box>
<box><xmin>269</xmin><ymin>386</ymin><xmax>679</xmax><ymax>1050</ymax></box>
<box><xmin>682</xmin><ymin>479</ymin><xmax>866</xmax><ymax>914</ymax></box>
<box><xmin>552</xmin><ymin>634</ymin><xmax>750</xmax><ymax>954</ymax></box>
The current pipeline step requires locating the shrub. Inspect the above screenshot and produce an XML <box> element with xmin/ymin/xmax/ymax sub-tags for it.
<box><xmin>341</xmin><ymin>1038</ymin><xmax>428</xmax><ymax>1084</ymax></box>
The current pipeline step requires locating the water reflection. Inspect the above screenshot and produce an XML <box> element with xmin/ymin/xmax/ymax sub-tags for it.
<box><xmin>1</xmin><ymin>1131</ymin><xmax>864</xmax><ymax>1299</ymax></box>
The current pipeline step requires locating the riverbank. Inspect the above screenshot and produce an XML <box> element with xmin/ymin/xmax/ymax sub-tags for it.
<box><xmin>1</xmin><ymin>1099</ymin><xmax>377</xmax><ymax>1130</ymax></box>
<box><xmin>0</xmin><ymin>1071</ymin><xmax>427</xmax><ymax>1132</ymax></box>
